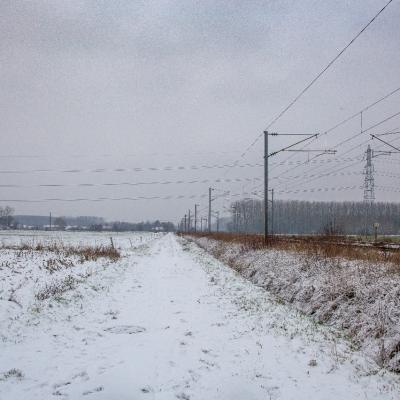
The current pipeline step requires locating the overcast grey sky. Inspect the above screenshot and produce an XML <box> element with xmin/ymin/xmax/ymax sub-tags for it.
<box><xmin>1</xmin><ymin>0</ymin><xmax>399</xmax><ymax>223</ymax></box>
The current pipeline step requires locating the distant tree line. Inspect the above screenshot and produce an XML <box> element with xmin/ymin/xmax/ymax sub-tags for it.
<box><xmin>227</xmin><ymin>199</ymin><xmax>400</xmax><ymax>235</ymax></box>
<box><xmin>14</xmin><ymin>215</ymin><xmax>105</xmax><ymax>228</ymax></box>
<box><xmin>109</xmin><ymin>220</ymin><xmax>175</xmax><ymax>232</ymax></box>
<box><xmin>4</xmin><ymin>211</ymin><xmax>175</xmax><ymax>232</ymax></box>
<box><xmin>0</xmin><ymin>206</ymin><xmax>15</xmax><ymax>228</ymax></box>
<box><xmin>0</xmin><ymin>211</ymin><xmax>176</xmax><ymax>232</ymax></box>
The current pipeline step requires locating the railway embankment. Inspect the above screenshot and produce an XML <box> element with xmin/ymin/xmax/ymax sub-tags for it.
<box><xmin>186</xmin><ymin>233</ymin><xmax>400</xmax><ymax>373</ymax></box>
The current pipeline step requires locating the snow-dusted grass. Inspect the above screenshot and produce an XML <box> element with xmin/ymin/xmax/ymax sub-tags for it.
<box><xmin>190</xmin><ymin>235</ymin><xmax>400</xmax><ymax>373</ymax></box>
<box><xmin>0</xmin><ymin>230</ymin><xmax>159</xmax><ymax>336</ymax></box>
<box><xmin>0</xmin><ymin>229</ymin><xmax>157</xmax><ymax>249</ymax></box>
<box><xmin>1</xmin><ymin>231</ymin><xmax>399</xmax><ymax>399</ymax></box>
<box><xmin>1</xmin><ymin>240</ymin><xmax>121</xmax><ymax>263</ymax></box>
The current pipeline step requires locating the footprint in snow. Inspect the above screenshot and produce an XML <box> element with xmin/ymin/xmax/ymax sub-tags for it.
<box><xmin>53</xmin><ymin>381</ymin><xmax>71</xmax><ymax>389</ymax></box>
<box><xmin>188</xmin><ymin>369</ymin><xmax>200</xmax><ymax>383</ymax></box>
<box><xmin>72</xmin><ymin>371</ymin><xmax>89</xmax><ymax>382</ymax></box>
<box><xmin>104</xmin><ymin>325</ymin><xmax>146</xmax><ymax>335</ymax></box>
<box><xmin>199</xmin><ymin>358</ymin><xmax>219</xmax><ymax>369</ymax></box>
<box><xmin>176</xmin><ymin>393</ymin><xmax>190</xmax><ymax>400</ymax></box>
<box><xmin>52</xmin><ymin>389</ymin><xmax>67</xmax><ymax>397</ymax></box>
<box><xmin>201</xmin><ymin>349</ymin><xmax>217</xmax><ymax>358</ymax></box>
<box><xmin>211</xmin><ymin>322</ymin><xmax>226</xmax><ymax>327</ymax></box>
<box><xmin>141</xmin><ymin>385</ymin><xmax>153</xmax><ymax>393</ymax></box>
<box><xmin>82</xmin><ymin>386</ymin><xmax>104</xmax><ymax>396</ymax></box>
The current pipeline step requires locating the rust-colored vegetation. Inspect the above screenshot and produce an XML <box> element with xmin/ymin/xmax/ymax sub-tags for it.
<box><xmin>184</xmin><ymin>232</ymin><xmax>400</xmax><ymax>269</ymax></box>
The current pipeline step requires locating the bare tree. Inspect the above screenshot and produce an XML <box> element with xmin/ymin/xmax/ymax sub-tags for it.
<box><xmin>227</xmin><ymin>199</ymin><xmax>400</xmax><ymax>235</ymax></box>
<box><xmin>0</xmin><ymin>206</ymin><xmax>15</xmax><ymax>228</ymax></box>
<box><xmin>54</xmin><ymin>217</ymin><xmax>67</xmax><ymax>230</ymax></box>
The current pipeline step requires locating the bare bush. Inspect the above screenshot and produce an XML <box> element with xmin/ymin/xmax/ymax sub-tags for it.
<box><xmin>45</xmin><ymin>258</ymin><xmax>74</xmax><ymax>273</ymax></box>
<box><xmin>35</xmin><ymin>275</ymin><xmax>77</xmax><ymax>300</ymax></box>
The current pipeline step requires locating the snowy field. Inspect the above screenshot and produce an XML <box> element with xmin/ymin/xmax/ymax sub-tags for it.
<box><xmin>0</xmin><ymin>231</ymin><xmax>399</xmax><ymax>399</ymax></box>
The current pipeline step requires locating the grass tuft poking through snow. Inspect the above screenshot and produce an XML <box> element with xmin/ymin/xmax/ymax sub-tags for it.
<box><xmin>1</xmin><ymin>369</ymin><xmax>24</xmax><ymax>381</ymax></box>
<box><xmin>35</xmin><ymin>275</ymin><xmax>78</xmax><ymax>301</ymax></box>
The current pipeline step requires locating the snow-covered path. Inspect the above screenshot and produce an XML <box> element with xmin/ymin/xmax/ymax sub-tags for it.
<box><xmin>1</xmin><ymin>233</ymin><xmax>399</xmax><ymax>399</ymax></box>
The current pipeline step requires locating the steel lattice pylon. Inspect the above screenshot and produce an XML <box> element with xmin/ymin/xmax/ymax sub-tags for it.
<box><xmin>363</xmin><ymin>145</ymin><xmax>375</xmax><ymax>203</ymax></box>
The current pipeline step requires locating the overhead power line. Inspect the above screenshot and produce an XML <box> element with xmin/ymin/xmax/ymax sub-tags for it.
<box><xmin>271</xmin><ymin>133</ymin><xmax>400</xmax><ymax>193</ymax></box>
<box><xmin>371</xmin><ymin>134</ymin><xmax>400</xmax><ymax>152</ymax></box>
<box><xmin>272</xmin><ymin>170</ymin><xmax>363</xmax><ymax>181</ymax></box>
<box><xmin>0</xmin><ymin>185</ymin><xmax>370</xmax><ymax>204</ymax></box>
<box><xmin>0</xmin><ymin>149</ymin><xmax>243</xmax><ymax>160</ymax></box>
<box><xmin>0</xmin><ymin>176</ymin><xmax>262</xmax><ymax>189</ymax></box>
<box><xmin>224</xmin><ymin>92</ymin><xmax>400</xmax><ymax>198</ymax></box>
<box><xmin>271</xmin><ymin>132</ymin><xmax>400</xmax><ymax>192</ymax></box>
<box><xmin>0</xmin><ymin>156</ymin><xmax>370</xmax><ymax>175</ymax></box>
<box><xmin>263</xmin><ymin>0</ymin><xmax>394</xmax><ymax>132</ymax></box>
<box><xmin>330</xmin><ymin>111</ymin><xmax>400</xmax><ymax>150</ymax></box>
<box><xmin>0</xmin><ymin>191</ymin><xmax>258</xmax><ymax>204</ymax></box>
<box><xmin>0</xmin><ymin>195</ymin><xmax>207</xmax><ymax>203</ymax></box>
<box><xmin>253</xmin><ymin>154</ymin><xmax>365</xmax><ymax>193</ymax></box>
<box><xmin>270</xmin><ymin>85</ymin><xmax>400</xmax><ymax>173</ymax></box>
<box><xmin>275</xmin><ymin>185</ymin><xmax>361</xmax><ymax>195</ymax></box>
<box><xmin>271</xmin><ymin>114</ymin><xmax>400</xmax><ymax>187</ymax></box>
<box><xmin>238</xmin><ymin>0</ymin><xmax>395</xmax><ymax>159</ymax></box>
<box><xmin>0</xmin><ymin>163</ymin><xmax>263</xmax><ymax>175</ymax></box>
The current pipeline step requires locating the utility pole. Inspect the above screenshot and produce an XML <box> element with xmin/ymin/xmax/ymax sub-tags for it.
<box><xmin>374</xmin><ymin>222</ymin><xmax>379</xmax><ymax>242</ymax></box>
<box><xmin>200</xmin><ymin>217</ymin><xmax>203</xmax><ymax>232</ymax></box>
<box><xmin>188</xmin><ymin>209</ymin><xmax>191</xmax><ymax>232</ymax></box>
<box><xmin>208</xmin><ymin>187</ymin><xmax>213</xmax><ymax>233</ymax></box>
<box><xmin>264</xmin><ymin>131</ymin><xmax>335</xmax><ymax>242</ymax></box>
<box><xmin>49</xmin><ymin>212</ymin><xmax>52</xmax><ymax>231</ymax></box>
<box><xmin>194</xmin><ymin>204</ymin><xmax>198</xmax><ymax>233</ymax></box>
<box><xmin>184</xmin><ymin>214</ymin><xmax>187</xmax><ymax>233</ymax></box>
<box><xmin>232</xmin><ymin>204</ymin><xmax>238</xmax><ymax>232</ymax></box>
<box><xmin>264</xmin><ymin>131</ymin><xmax>268</xmax><ymax>242</ymax></box>
<box><xmin>271</xmin><ymin>188</ymin><xmax>274</xmax><ymax>237</ymax></box>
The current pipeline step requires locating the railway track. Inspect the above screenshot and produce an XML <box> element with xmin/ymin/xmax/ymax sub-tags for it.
<box><xmin>270</xmin><ymin>235</ymin><xmax>400</xmax><ymax>252</ymax></box>
<box><xmin>186</xmin><ymin>232</ymin><xmax>400</xmax><ymax>253</ymax></box>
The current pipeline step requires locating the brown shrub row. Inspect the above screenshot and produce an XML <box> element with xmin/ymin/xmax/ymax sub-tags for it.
<box><xmin>184</xmin><ymin>232</ymin><xmax>400</xmax><ymax>270</ymax></box>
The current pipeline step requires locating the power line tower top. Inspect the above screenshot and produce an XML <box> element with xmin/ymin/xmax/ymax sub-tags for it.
<box><xmin>363</xmin><ymin>144</ymin><xmax>375</xmax><ymax>203</ymax></box>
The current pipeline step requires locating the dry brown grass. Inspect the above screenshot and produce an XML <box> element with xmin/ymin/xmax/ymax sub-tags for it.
<box><xmin>0</xmin><ymin>241</ymin><xmax>121</xmax><ymax>262</ymax></box>
<box><xmin>185</xmin><ymin>232</ymin><xmax>400</xmax><ymax>269</ymax></box>
<box><xmin>66</xmin><ymin>244</ymin><xmax>121</xmax><ymax>262</ymax></box>
<box><xmin>188</xmin><ymin>232</ymin><xmax>400</xmax><ymax>372</ymax></box>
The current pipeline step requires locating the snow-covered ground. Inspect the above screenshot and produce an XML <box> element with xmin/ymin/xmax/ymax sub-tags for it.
<box><xmin>1</xmin><ymin>232</ymin><xmax>399</xmax><ymax>399</ymax></box>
